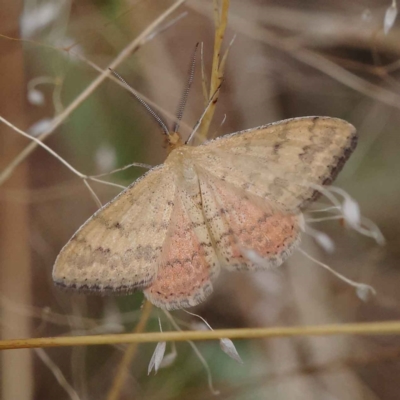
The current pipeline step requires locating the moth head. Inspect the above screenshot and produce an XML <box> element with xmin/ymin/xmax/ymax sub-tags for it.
<box><xmin>167</xmin><ymin>131</ymin><xmax>184</xmax><ymax>153</ymax></box>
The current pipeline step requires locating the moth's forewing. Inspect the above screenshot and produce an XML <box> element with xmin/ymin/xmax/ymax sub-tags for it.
<box><xmin>53</xmin><ymin>166</ymin><xmax>175</xmax><ymax>294</ymax></box>
<box><xmin>194</xmin><ymin>116</ymin><xmax>357</xmax><ymax>211</ymax></box>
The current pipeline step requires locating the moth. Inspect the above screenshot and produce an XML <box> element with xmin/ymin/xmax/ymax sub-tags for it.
<box><xmin>53</xmin><ymin>64</ymin><xmax>357</xmax><ymax>310</ymax></box>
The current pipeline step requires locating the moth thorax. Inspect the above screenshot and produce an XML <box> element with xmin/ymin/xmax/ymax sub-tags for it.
<box><xmin>182</xmin><ymin>159</ymin><xmax>196</xmax><ymax>179</ymax></box>
<box><xmin>181</xmin><ymin>158</ymin><xmax>199</xmax><ymax>197</ymax></box>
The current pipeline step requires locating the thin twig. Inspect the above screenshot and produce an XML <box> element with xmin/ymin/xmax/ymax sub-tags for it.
<box><xmin>298</xmin><ymin>249</ymin><xmax>376</xmax><ymax>295</ymax></box>
<box><xmin>83</xmin><ymin>179</ymin><xmax>102</xmax><ymax>208</ymax></box>
<box><xmin>90</xmin><ymin>162</ymin><xmax>153</xmax><ymax>178</ymax></box>
<box><xmin>0</xmin><ymin>116</ymin><xmax>84</xmax><ymax>178</ymax></box>
<box><xmin>3</xmin><ymin>320</ymin><xmax>400</xmax><ymax>350</ymax></box>
<box><xmin>189</xmin><ymin>1</ymin><xmax>400</xmax><ymax>111</ymax></box>
<box><xmin>163</xmin><ymin>311</ymin><xmax>219</xmax><ymax>395</ymax></box>
<box><xmin>185</xmin><ymin>82</ymin><xmax>222</xmax><ymax>144</ymax></box>
<box><xmin>0</xmin><ymin>0</ymin><xmax>187</xmax><ymax>187</ymax></box>
<box><xmin>144</xmin><ymin>11</ymin><xmax>188</xmax><ymax>42</ymax></box>
<box><xmin>197</xmin><ymin>0</ymin><xmax>231</xmax><ymax>141</ymax></box>
<box><xmin>0</xmin><ymin>116</ymin><xmax>127</xmax><ymax>196</ymax></box>
<box><xmin>35</xmin><ymin>348</ymin><xmax>81</xmax><ymax>400</ymax></box>
<box><xmin>106</xmin><ymin>300</ymin><xmax>153</xmax><ymax>400</ymax></box>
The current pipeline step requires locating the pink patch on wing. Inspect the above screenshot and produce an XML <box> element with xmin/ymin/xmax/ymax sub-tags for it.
<box><xmin>201</xmin><ymin>173</ymin><xmax>300</xmax><ymax>270</ymax></box>
<box><xmin>144</xmin><ymin>192</ymin><xmax>213</xmax><ymax>310</ymax></box>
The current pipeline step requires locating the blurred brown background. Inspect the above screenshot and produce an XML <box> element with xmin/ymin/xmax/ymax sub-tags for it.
<box><xmin>1</xmin><ymin>0</ymin><xmax>400</xmax><ymax>399</ymax></box>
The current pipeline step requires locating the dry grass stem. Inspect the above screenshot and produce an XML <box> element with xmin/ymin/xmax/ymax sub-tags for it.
<box><xmin>106</xmin><ymin>301</ymin><xmax>153</xmax><ymax>400</ymax></box>
<box><xmin>190</xmin><ymin>1</ymin><xmax>400</xmax><ymax>111</ymax></box>
<box><xmin>3</xmin><ymin>320</ymin><xmax>400</xmax><ymax>350</ymax></box>
<box><xmin>0</xmin><ymin>0</ymin><xmax>187</xmax><ymax>187</ymax></box>
<box><xmin>197</xmin><ymin>0</ymin><xmax>230</xmax><ymax>141</ymax></box>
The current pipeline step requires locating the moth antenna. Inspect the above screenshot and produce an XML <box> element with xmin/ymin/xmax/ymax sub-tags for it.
<box><xmin>173</xmin><ymin>43</ymin><xmax>199</xmax><ymax>134</ymax></box>
<box><xmin>109</xmin><ymin>68</ymin><xmax>170</xmax><ymax>138</ymax></box>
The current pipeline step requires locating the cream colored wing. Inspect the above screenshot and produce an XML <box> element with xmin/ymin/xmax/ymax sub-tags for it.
<box><xmin>192</xmin><ymin>116</ymin><xmax>357</xmax><ymax>212</ymax></box>
<box><xmin>144</xmin><ymin>182</ymin><xmax>220</xmax><ymax>310</ymax></box>
<box><xmin>53</xmin><ymin>165</ymin><xmax>176</xmax><ymax>294</ymax></box>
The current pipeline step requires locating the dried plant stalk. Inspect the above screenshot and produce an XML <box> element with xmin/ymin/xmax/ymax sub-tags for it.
<box><xmin>0</xmin><ymin>0</ymin><xmax>187</xmax><ymax>187</ymax></box>
<box><xmin>2</xmin><ymin>320</ymin><xmax>400</xmax><ymax>350</ymax></box>
<box><xmin>107</xmin><ymin>301</ymin><xmax>153</xmax><ymax>400</ymax></box>
<box><xmin>197</xmin><ymin>0</ymin><xmax>230</xmax><ymax>142</ymax></box>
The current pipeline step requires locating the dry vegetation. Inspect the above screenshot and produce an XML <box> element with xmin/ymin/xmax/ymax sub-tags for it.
<box><xmin>1</xmin><ymin>0</ymin><xmax>400</xmax><ymax>399</ymax></box>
